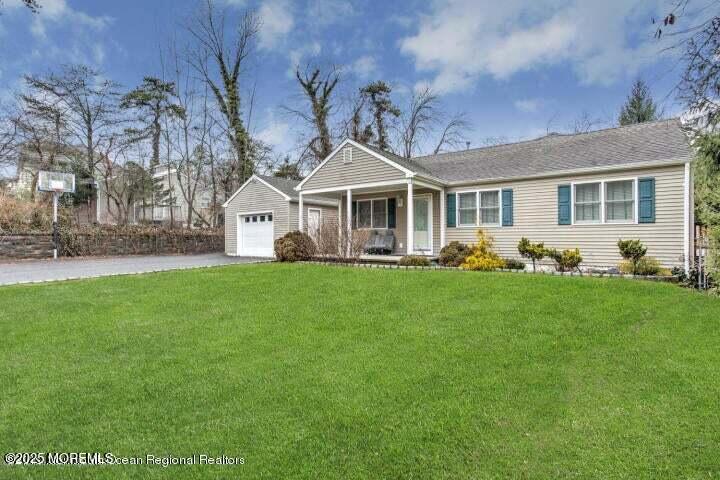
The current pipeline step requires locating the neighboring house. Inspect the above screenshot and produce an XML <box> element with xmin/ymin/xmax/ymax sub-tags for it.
<box><xmin>97</xmin><ymin>165</ymin><xmax>218</xmax><ymax>227</ymax></box>
<box><xmin>223</xmin><ymin>174</ymin><xmax>338</xmax><ymax>257</ymax></box>
<box><xmin>224</xmin><ymin>119</ymin><xmax>695</xmax><ymax>271</ymax></box>
<box><xmin>6</xmin><ymin>143</ymin><xmax>75</xmax><ymax>198</ymax></box>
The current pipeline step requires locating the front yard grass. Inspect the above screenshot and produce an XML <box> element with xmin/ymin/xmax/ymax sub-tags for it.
<box><xmin>1</xmin><ymin>263</ymin><xmax>719</xmax><ymax>479</ymax></box>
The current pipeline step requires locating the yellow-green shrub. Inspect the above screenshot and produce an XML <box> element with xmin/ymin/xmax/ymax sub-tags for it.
<box><xmin>618</xmin><ymin>256</ymin><xmax>667</xmax><ymax>276</ymax></box>
<box><xmin>461</xmin><ymin>229</ymin><xmax>506</xmax><ymax>271</ymax></box>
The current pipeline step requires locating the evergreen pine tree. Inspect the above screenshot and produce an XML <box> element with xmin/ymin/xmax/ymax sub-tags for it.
<box><xmin>619</xmin><ymin>79</ymin><xmax>658</xmax><ymax>126</ymax></box>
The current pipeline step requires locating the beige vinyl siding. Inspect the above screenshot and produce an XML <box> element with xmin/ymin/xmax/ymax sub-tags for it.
<box><xmin>339</xmin><ymin>188</ymin><xmax>441</xmax><ymax>256</ymax></box>
<box><xmin>302</xmin><ymin>145</ymin><xmax>407</xmax><ymax>191</ymax></box>
<box><xmin>223</xmin><ymin>179</ymin><xmax>291</xmax><ymax>255</ymax></box>
<box><xmin>446</xmin><ymin>164</ymin><xmax>686</xmax><ymax>268</ymax></box>
<box><xmin>289</xmin><ymin>201</ymin><xmax>340</xmax><ymax>232</ymax></box>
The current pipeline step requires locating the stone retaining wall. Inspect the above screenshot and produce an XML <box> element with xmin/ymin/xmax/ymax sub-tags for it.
<box><xmin>0</xmin><ymin>231</ymin><xmax>223</xmax><ymax>261</ymax></box>
<box><xmin>0</xmin><ymin>234</ymin><xmax>55</xmax><ymax>260</ymax></box>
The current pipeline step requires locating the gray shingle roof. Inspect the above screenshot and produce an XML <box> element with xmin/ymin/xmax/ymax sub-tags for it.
<box><xmin>256</xmin><ymin>174</ymin><xmax>334</xmax><ymax>203</ymax></box>
<box><xmin>377</xmin><ymin>119</ymin><xmax>692</xmax><ymax>184</ymax></box>
<box><xmin>358</xmin><ymin>142</ymin><xmax>439</xmax><ymax>179</ymax></box>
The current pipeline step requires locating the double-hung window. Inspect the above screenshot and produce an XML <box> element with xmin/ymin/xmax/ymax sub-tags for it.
<box><xmin>372</xmin><ymin>199</ymin><xmax>387</xmax><ymax>228</ymax></box>
<box><xmin>574</xmin><ymin>183</ymin><xmax>601</xmax><ymax>223</ymax></box>
<box><xmin>458</xmin><ymin>192</ymin><xmax>477</xmax><ymax>226</ymax></box>
<box><xmin>353</xmin><ymin>198</ymin><xmax>388</xmax><ymax>229</ymax></box>
<box><xmin>480</xmin><ymin>191</ymin><xmax>499</xmax><ymax>224</ymax></box>
<box><xmin>457</xmin><ymin>190</ymin><xmax>501</xmax><ymax>226</ymax></box>
<box><xmin>572</xmin><ymin>179</ymin><xmax>636</xmax><ymax>224</ymax></box>
<box><xmin>605</xmin><ymin>180</ymin><xmax>634</xmax><ymax>222</ymax></box>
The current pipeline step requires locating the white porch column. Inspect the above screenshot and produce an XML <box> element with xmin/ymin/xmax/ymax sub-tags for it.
<box><xmin>440</xmin><ymin>187</ymin><xmax>446</xmax><ymax>249</ymax></box>
<box><xmin>346</xmin><ymin>189</ymin><xmax>352</xmax><ymax>257</ymax></box>
<box><xmin>684</xmin><ymin>162</ymin><xmax>693</xmax><ymax>274</ymax></box>
<box><xmin>406</xmin><ymin>180</ymin><xmax>414</xmax><ymax>255</ymax></box>
<box><xmin>337</xmin><ymin>198</ymin><xmax>342</xmax><ymax>255</ymax></box>
<box><xmin>298</xmin><ymin>192</ymin><xmax>304</xmax><ymax>232</ymax></box>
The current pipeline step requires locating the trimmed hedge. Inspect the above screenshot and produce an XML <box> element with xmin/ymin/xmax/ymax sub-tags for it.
<box><xmin>399</xmin><ymin>255</ymin><xmax>431</xmax><ymax>267</ymax></box>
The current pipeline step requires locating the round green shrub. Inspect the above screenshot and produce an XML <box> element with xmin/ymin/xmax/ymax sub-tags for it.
<box><xmin>547</xmin><ymin>248</ymin><xmax>583</xmax><ymax>272</ymax></box>
<box><xmin>438</xmin><ymin>241</ymin><xmax>471</xmax><ymax>267</ymax></box>
<box><xmin>274</xmin><ymin>231</ymin><xmax>316</xmax><ymax>262</ymax></box>
<box><xmin>399</xmin><ymin>255</ymin><xmax>431</xmax><ymax>267</ymax></box>
<box><xmin>503</xmin><ymin>258</ymin><xmax>526</xmax><ymax>270</ymax></box>
<box><xmin>619</xmin><ymin>256</ymin><xmax>664</xmax><ymax>276</ymax></box>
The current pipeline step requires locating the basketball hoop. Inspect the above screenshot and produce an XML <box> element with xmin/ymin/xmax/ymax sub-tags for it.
<box><xmin>38</xmin><ymin>171</ymin><xmax>76</xmax><ymax>260</ymax></box>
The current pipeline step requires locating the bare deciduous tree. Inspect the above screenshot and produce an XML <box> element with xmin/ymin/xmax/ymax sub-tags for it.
<box><xmin>23</xmin><ymin>65</ymin><xmax>122</xmax><ymax>179</ymax></box>
<box><xmin>187</xmin><ymin>0</ymin><xmax>259</xmax><ymax>187</ymax></box>
<box><xmin>284</xmin><ymin>65</ymin><xmax>340</xmax><ymax>168</ymax></box>
<box><xmin>432</xmin><ymin>112</ymin><xmax>471</xmax><ymax>155</ymax></box>
<box><xmin>399</xmin><ymin>86</ymin><xmax>438</xmax><ymax>158</ymax></box>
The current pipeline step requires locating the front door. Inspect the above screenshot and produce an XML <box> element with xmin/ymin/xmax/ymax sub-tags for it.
<box><xmin>308</xmin><ymin>208</ymin><xmax>321</xmax><ymax>242</ymax></box>
<box><xmin>413</xmin><ymin>196</ymin><xmax>431</xmax><ymax>253</ymax></box>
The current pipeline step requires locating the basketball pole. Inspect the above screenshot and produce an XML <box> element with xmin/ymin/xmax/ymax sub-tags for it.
<box><xmin>52</xmin><ymin>191</ymin><xmax>59</xmax><ymax>260</ymax></box>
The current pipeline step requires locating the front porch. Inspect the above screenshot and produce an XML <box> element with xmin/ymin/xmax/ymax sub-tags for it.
<box><xmin>298</xmin><ymin>178</ymin><xmax>446</xmax><ymax>257</ymax></box>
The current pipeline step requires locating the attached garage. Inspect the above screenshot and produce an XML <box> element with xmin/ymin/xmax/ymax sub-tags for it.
<box><xmin>223</xmin><ymin>175</ymin><xmax>338</xmax><ymax>257</ymax></box>
<box><xmin>238</xmin><ymin>212</ymin><xmax>274</xmax><ymax>256</ymax></box>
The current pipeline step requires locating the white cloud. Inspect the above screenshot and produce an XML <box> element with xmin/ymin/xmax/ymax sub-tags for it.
<box><xmin>307</xmin><ymin>0</ymin><xmax>355</xmax><ymax>27</ymax></box>
<box><xmin>287</xmin><ymin>41</ymin><xmax>322</xmax><ymax>76</ymax></box>
<box><xmin>349</xmin><ymin>55</ymin><xmax>377</xmax><ymax>79</ymax></box>
<box><xmin>258</xmin><ymin>0</ymin><xmax>294</xmax><ymax>50</ymax></box>
<box><xmin>514</xmin><ymin>99</ymin><xmax>542</xmax><ymax>113</ymax></box>
<box><xmin>257</xmin><ymin>112</ymin><xmax>292</xmax><ymax>154</ymax></box>
<box><xmin>9</xmin><ymin>0</ymin><xmax>112</xmax><ymax>40</ymax></box>
<box><xmin>400</xmin><ymin>0</ymin><xmax>668</xmax><ymax>93</ymax></box>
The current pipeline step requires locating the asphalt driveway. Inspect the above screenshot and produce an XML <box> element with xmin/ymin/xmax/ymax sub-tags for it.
<box><xmin>0</xmin><ymin>253</ymin><xmax>266</xmax><ymax>286</ymax></box>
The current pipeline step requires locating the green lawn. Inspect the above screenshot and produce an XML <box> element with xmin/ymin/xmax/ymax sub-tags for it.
<box><xmin>1</xmin><ymin>264</ymin><xmax>719</xmax><ymax>479</ymax></box>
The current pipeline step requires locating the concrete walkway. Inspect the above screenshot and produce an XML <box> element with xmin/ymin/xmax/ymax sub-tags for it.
<box><xmin>0</xmin><ymin>253</ymin><xmax>266</xmax><ymax>286</ymax></box>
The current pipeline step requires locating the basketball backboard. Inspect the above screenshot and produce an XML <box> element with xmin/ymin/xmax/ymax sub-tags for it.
<box><xmin>37</xmin><ymin>171</ymin><xmax>75</xmax><ymax>193</ymax></box>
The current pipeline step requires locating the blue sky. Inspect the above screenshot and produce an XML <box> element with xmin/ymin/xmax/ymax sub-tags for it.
<box><xmin>0</xmin><ymin>0</ymin><xmax>690</xmax><ymax>158</ymax></box>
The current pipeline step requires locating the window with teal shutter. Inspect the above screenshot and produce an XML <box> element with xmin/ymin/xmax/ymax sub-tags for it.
<box><xmin>351</xmin><ymin>201</ymin><xmax>357</xmax><ymax>229</ymax></box>
<box><xmin>502</xmin><ymin>189</ymin><xmax>513</xmax><ymax>226</ymax></box>
<box><xmin>446</xmin><ymin>193</ymin><xmax>456</xmax><ymax>227</ymax></box>
<box><xmin>558</xmin><ymin>185</ymin><xmax>571</xmax><ymax>225</ymax></box>
<box><xmin>387</xmin><ymin>198</ymin><xmax>396</xmax><ymax>228</ymax></box>
<box><xmin>638</xmin><ymin>177</ymin><xmax>655</xmax><ymax>223</ymax></box>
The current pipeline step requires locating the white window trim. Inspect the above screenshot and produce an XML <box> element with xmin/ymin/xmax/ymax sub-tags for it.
<box><xmin>454</xmin><ymin>188</ymin><xmax>502</xmax><ymax>228</ymax></box>
<box><xmin>571</xmin><ymin>177</ymin><xmax>639</xmax><ymax>226</ymax></box>
<box><xmin>343</xmin><ymin>147</ymin><xmax>353</xmax><ymax>164</ymax></box>
<box><xmin>352</xmin><ymin>197</ymin><xmax>389</xmax><ymax>230</ymax></box>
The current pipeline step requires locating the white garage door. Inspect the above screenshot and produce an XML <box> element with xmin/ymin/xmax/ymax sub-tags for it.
<box><xmin>238</xmin><ymin>213</ymin><xmax>274</xmax><ymax>257</ymax></box>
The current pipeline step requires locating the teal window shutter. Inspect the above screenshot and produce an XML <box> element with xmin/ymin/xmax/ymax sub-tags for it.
<box><xmin>387</xmin><ymin>198</ymin><xmax>396</xmax><ymax>228</ymax></box>
<box><xmin>502</xmin><ymin>189</ymin><xmax>513</xmax><ymax>226</ymax></box>
<box><xmin>446</xmin><ymin>193</ymin><xmax>456</xmax><ymax>227</ymax></box>
<box><xmin>558</xmin><ymin>185</ymin><xmax>571</xmax><ymax>225</ymax></box>
<box><xmin>638</xmin><ymin>177</ymin><xmax>655</xmax><ymax>223</ymax></box>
